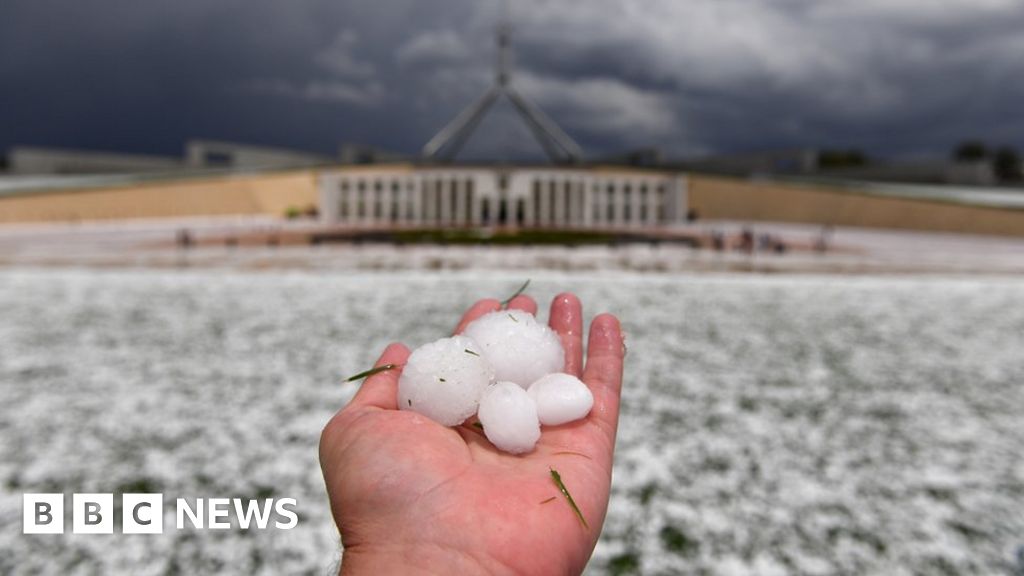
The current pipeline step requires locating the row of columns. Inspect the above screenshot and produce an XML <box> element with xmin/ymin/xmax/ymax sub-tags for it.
<box><xmin>319</xmin><ymin>170</ymin><xmax>686</xmax><ymax>228</ymax></box>
<box><xmin>516</xmin><ymin>175</ymin><xmax>676</xmax><ymax>228</ymax></box>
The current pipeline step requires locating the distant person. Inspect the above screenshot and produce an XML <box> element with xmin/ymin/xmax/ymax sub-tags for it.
<box><xmin>319</xmin><ymin>294</ymin><xmax>625</xmax><ymax>575</ymax></box>
<box><xmin>176</xmin><ymin>229</ymin><xmax>192</xmax><ymax>249</ymax></box>
<box><xmin>815</xmin><ymin>225</ymin><xmax>834</xmax><ymax>253</ymax></box>
<box><xmin>711</xmin><ymin>230</ymin><xmax>726</xmax><ymax>251</ymax></box>
<box><xmin>739</xmin><ymin>227</ymin><xmax>754</xmax><ymax>253</ymax></box>
<box><xmin>686</xmin><ymin>208</ymin><xmax>700</xmax><ymax>222</ymax></box>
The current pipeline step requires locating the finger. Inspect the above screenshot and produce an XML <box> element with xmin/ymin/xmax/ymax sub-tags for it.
<box><xmin>549</xmin><ymin>292</ymin><xmax>584</xmax><ymax>377</ymax></box>
<box><xmin>347</xmin><ymin>342</ymin><xmax>409</xmax><ymax>410</ymax></box>
<box><xmin>453</xmin><ymin>298</ymin><xmax>502</xmax><ymax>334</ymax></box>
<box><xmin>582</xmin><ymin>314</ymin><xmax>625</xmax><ymax>447</ymax></box>
<box><xmin>506</xmin><ymin>295</ymin><xmax>538</xmax><ymax>315</ymax></box>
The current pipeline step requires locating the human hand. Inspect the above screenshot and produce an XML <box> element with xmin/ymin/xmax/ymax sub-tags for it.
<box><xmin>319</xmin><ymin>293</ymin><xmax>625</xmax><ymax>575</ymax></box>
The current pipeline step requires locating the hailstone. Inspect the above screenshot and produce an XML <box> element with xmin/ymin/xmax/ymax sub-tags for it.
<box><xmin>477</xmin><ymin>381</ymin><xmax>541</xmax><ymax>454</ymax></box>
<box><xmin>527</xmin><ymin>373</ymin><xmax>594</xmax><ymax>426</ymax></box>
<box><xmin>463</xmin><ymin>309</ymin><xmax>564</xmax><ymax>388</ymax></box>
<box><xmin>398</xmin><ymin>335</ymin><xmax>494</xmax><ymax>426</ymax></box>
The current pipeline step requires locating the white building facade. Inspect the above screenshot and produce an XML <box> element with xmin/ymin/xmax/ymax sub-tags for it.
<box><xmin>318</xmin><ymin>167</ymin><xmax>688</xmax><ymax>229</ymax></box>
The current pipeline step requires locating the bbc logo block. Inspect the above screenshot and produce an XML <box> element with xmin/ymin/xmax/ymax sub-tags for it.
<box><xmin>73</xmin><ymin>493</ymin><xmax>114</xmax><ymax>534</ymax></box>
<box><xmin>122</xmin><ymin>493</ymin><xmax>163</xmax><ymax>534</ymax></box>
<box><xmin>23</xmin><ymin>494</ymin><xmax>64</xmax><ymax>534</ymax></box>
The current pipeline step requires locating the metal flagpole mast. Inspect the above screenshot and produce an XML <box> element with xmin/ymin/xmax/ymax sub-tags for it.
<box><xmin>421</xmin><ymin>0</ymin><xmax>583</xmax><ymax>163</ymax></box>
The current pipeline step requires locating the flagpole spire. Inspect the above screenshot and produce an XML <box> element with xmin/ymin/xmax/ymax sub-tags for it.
<box><xmin>421</xmin><ymin>0</ymin><xmax>583</xmax><ymax>163</ymax></box>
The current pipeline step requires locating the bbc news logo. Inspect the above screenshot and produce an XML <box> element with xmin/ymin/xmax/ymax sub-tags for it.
<box><xmin>23</xmin><ymin>494</ymin><xmax>298</xmax><ymax>534</ymax></box>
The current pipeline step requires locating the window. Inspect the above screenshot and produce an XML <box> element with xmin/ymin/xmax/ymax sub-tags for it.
<box><xmin>339</xmin><ymin>181</ymin><xmax>349</xmax><ymax>219</ymax></box>
<box><xmin>357</xmin><ymin>180</ymin><xmax>366</xmax><ymax>218</ymax></box>
<box><xmin>203</xmin><ymin>150</ymin><xmax>232</xmax><ymax>166</ymax></box>
<box><xmin>624</xmin><ymin>185</ymin><xmax>634</xmax><ymax>223</ymax></box>
<box><xmin>639</xmin><ymin>184</ymin><xmax>649</xmax><ymax>222</ymax></box>
<box><xmin>391</xmin><ymin>180</ymin><xmax>401</xmax><ymax>222</ymax></box>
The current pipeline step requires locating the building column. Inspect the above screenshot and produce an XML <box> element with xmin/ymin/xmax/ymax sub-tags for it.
<box><xmin>380</xmin><ymin>180</ymin><xmax>392</xmax><ymax>224</ymax></box>
<box><xmin>319</xmin><ymin>175</ymin><xmax>339</xmax><ymax>223</ymax></box>
<box><xmin>553</xmin><ymin>179</ymin><xmax>566</xmax><ymax>226</ymax></box>
<box><xmin>613</xmin><ymin>180</ymin><xmax>624</xmax><ymax>228</ymax></box>
<box><xmin>470</xmin><ymin>174</ymin><xmax>482</xmax><ymax>227</ymax></box>
<box><xmin>566</xmin><ymin>179</ymin><xmax>577</xmax><ymax>227</ymax></box>
<box><xmin>673</xmin><ymin>175</ymin><xmax>688</xmax><ymax>222</ymax></box>
<box><xmin>535</xmin><ymin>179</ymin><xmax>546</xmax><ymax>226</ymax></box>
<box><xmin>399</xmin><ymin>179</ymin><xmax>408</xmax><ymax>225</ymax></box>
<box><xmin>344</xmin><ymin>180</ymin><xmax>355</xmax><ymax>225</ymax></box>
<box><xmin>371</xmin><ymin>180</ymin><xmax>382</xmax><ymax>226</ymax></box>
<box><xmin>529</xmin><ymin>172</ymin><xmax>540</xmax><ymax>228</ymax></box>
<box><xmin>577</xmin><ymin>178</ymin><xmax>585</xmax><ymax>225</ymax></box>
<box><xmin>454</xmin><ymin>176</ymin><xmax>467</xmax><ymax>226</ymax></box>
<box><xmin>433</xmin><ymin>177</ymin><xmax>443</xmax><ymax>224</ymax></box>
<box><xmin>631</xmin><ymin>180</ymin><xmax>642</xmax><ymax>228</ymax></box>
<box><xmin>438</xmin><ymin>175</ymin><xmax>451</xmax><ymax>226</ymax></box>
<box><xmin>647</xmin><ymin>180</ymin><xmax>659</xmax><ymax>226</ymax></box>
<box><xmin>421</xmin><ymin>178</ymin><xmax>432</xmax><ymax>223</ymax></box>
<box><xmin>368</xmin><ymin>180</ymin><xmax>377</xmax><ymax>224</ymax></box>
<box><xmin>582</xmin><ymin>178</ymin><xmax>594</xmax><ymax>228</ymax></box>
<box><xmin>411</xmin><ymin>177</ymin><xmax>422</xmax><ymax>226</ymax></box>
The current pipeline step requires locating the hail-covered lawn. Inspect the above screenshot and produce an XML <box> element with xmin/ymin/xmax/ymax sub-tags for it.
<box><xmin>0</xmin><ymin>269</ymin><xmax>1022</xmax><ymax>575</ymax></box>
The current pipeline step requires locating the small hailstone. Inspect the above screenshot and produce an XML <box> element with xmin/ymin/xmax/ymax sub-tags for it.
<box><xmin>527</xmin><ymin>373</ymin><xmax>594</xmax><ymax>426</ymax></box>
<box><xmin>398</xmin><ymin>335</ymin><xmax>494</xmax><ymax>427</ymax></box>
<box><xmin>463</xmin><ymin>309</ymin><xmax>564</xmax><ymax>388</ymax></box>
<box><xmin>478</xmin><ymin>381</ymin><xmax>541</xmax><ymax>454</ymax></box>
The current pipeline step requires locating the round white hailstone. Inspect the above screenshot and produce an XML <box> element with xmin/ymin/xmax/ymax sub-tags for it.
<box><xmin>397</xmin><ymin>335</ymin><xmax>494</xmax><ymax>427</ymax></box>
<box><xmin>478</xmin><ymin>381</ymin><xmax>541</xmax><ymax>454</ymax></box>
<box><xmin>463</xmin><ymin>309</ymin><xmax>564</xmax><ymax>388</ymax></box>
<box><xmin>527</xmin><ymin>373</ymin><xmax>594</xmax><ymax>426</ymax></box>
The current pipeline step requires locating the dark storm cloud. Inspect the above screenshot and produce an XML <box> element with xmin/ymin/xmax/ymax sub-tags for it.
<box><xmin>1</xmin><ymin>0</ymin><xmax>1023</xmax><ymax>161</ymax></box>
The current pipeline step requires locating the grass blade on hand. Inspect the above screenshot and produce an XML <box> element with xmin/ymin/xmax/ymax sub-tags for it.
<box><xmin>343</xmin><ymin>364</ymin><xmax>399</xmax><ymax>383</ymax></box>
<box><xmin>550</xmin><ymin>467</ymin><xmax>588</xmax><ymax>529</ymax></box>
<box><xmin>500</xmin><ymin>279</ymin><xmax>531</xmax><ymax>308</ymax></box>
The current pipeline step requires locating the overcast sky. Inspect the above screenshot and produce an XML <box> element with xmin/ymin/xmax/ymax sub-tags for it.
<box><xmin>2</xmin><ymin>0</ymin><xmax>1023</xmax><ymax>161</ymax></box>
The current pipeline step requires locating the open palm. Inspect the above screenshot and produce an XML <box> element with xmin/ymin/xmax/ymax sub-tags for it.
<box><xmin>320</xmin><ymin>293</ymin><xmax>625</xmax><ymax>575</ymax></box>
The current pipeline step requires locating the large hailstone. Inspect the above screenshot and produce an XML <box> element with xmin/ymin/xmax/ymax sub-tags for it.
<box><xmin>463</xmin><ymin>309</ymin><xmax>564</xmax><ymax>388</ymax></box>
<box><xmin>398</xmin><ymin>335</ymin><xmax>494</xmax><ymax>426</ymax></box>
<box><xmin>478</xmin><ymin>381</ymin><xmax>541</xmax><ymax>454</ymax></box>
<box><xmin>527</xmin><ymin>373</ymin><xmax>594</xmax><ymax>426</ymax></box>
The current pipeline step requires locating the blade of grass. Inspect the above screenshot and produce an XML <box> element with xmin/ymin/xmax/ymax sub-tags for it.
<box><xmin>343</xmin><ymin>364</ymin><xmax>398</xmax><ymax>382</ymax></box>
<box><xmin>552</xmin><ymin>451</ymin><xmax>592</xmax><ymax>460</ymax></box>
<box><xmin>550</xmin><ymin>467</ymin><xmax>588</xmax><ymax>529</ymax></box>
<box><xmin>500</xmin><ymin>279</ymin><xmax>531</xmax><ymax>308</ymax></box>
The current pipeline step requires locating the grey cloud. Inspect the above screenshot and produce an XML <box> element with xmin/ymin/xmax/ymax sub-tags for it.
<box><xmin>315</xmin><ymin>29</ymin><xmax>377</xmax><ymax>78</ymax></box>
<box><xmin>396</xmin><ymin>29</ymin><xmax>474</xmax><ymax>67</ymax></box>
<box><xmin>249</xmin><ymin>78</ymin><xmax>385</xmax><ymax>107</ymax></box>
<box><xmin>1</xmin><ymin>0</ymin><xmax>1023</xmax><ymax>160</ymax></box>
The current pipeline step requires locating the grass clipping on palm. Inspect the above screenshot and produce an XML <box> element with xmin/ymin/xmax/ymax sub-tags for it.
<box><xmin>343</xmin><ymin>364</ymin><xmax>398</xmax><ymax>382</ymax></box>
<box><xmin>550</xmin><ymin>467</ymin><xmax>588</xmax><ymax>529</ymax></box>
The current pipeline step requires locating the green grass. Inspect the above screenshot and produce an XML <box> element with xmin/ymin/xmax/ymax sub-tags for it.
<box><xmin>660</xmin><ymin>525</ymin><xmax>700</xmax><ymax>558</ymax></box>
<box><xmin>608</xmin><ymin>551</ymin><xmax>642</xmax><ymax>575</ymax></box>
